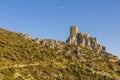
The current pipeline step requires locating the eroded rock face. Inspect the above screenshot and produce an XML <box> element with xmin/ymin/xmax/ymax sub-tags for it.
<box><xmin>66</xmin><ymin>26</ymin><xmax>106</xmax><ymax>53</ymax></box>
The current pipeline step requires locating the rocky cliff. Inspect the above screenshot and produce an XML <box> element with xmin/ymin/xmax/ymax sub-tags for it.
<box><xmin>67</xmin><ymin>26</ymin><xmax>106</xmax><ymax>53</ymax></box>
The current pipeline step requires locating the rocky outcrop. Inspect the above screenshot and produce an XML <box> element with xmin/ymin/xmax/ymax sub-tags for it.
<box><xmin>41</xmin><ymin>39</ymin><xmax>65</xmax><ymax>50</ymax></box>
<box><xmin>66</xmin><ymin>26</ymin><xmax>106</xmax><ymax>53</ymax></box>
<box><xmin>20</xmin><ymin>33</ymin><xmax>31</xmax><ymax>40</ymax></box>
<box><xmin>34</xmin><ymin>38</ymin><xmax>41</xmax><ymax>44</ymax></box>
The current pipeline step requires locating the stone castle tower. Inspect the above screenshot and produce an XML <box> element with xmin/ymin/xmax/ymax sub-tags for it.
<box><xmin>70</xmin><ymin>26</ymin><xmax>78</xmax><ymax>36</ymax></box>
<box><xmin>67</xmin><ymin>26</ymin><xmax>78</xmax><ymax>44</ymax></box>
<box><xmin>66</xmin><ymin>26</ymin><xmax>106</xmax><ymax>53</ymax></box>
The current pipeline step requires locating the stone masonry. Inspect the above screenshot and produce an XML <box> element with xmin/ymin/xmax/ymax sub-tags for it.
<box><xmin>66</xmin><ymin>26</ymin><xmax>106</xmax><ymax>53</ymax></box>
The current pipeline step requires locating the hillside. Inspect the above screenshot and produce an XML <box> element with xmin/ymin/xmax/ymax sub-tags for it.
<box><xmin>0</xmin><ymin>28</ymin><xmax>120</xmax><ymax>80</ymax></box>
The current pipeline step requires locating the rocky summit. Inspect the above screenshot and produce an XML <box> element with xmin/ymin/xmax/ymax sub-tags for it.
<box><xmin>0</xmin><ymin>27</ymin><xmax>120</xmax><ymax>80</ymax></box>
<box><xmin>66</xmin><ymin>26</ymin><xmax>118</xmax><ymax>59</ymax></box>
<box><xmin>66</xmin><ymin>26</ymin><xmax>106</xmax><ymax>53</ymax></box>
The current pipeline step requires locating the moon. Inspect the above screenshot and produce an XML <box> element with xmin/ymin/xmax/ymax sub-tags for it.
<box><xmin>61</xmin><ymin>6</ymin><xmax>63</xmax><ymax>9</ymax></box>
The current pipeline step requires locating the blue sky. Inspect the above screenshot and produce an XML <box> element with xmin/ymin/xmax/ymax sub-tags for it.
<box><xmin>0</xmin><ymin>0</ymin><xmax>120</xmax><ymax>57</ymax></box>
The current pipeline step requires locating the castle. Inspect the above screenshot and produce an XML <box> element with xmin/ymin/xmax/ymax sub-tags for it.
<box><xmin>22</xmin><ymin>26</ymin><xmax>106</xmax><ymax>54</ymax></box>
<box><xmin>66</xmin><ymin>26</ymin><xmax>106</xmax><ymax>53</ymax></box>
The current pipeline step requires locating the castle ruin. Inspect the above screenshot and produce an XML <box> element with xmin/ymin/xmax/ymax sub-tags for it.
<box><xmin>70</xmin><ymin>26</ymin><xmax>78</xmax><ymax>36</ymax></box>
<box><xmin>66</xmin><ymin>26</ymin><xmax>106</xmax><ymax>53</ymax></box>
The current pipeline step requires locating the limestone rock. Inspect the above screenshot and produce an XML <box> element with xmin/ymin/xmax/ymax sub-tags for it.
<box><xmin>23</xmin><ymin>34</ymin><xmax>31</xmax><ymax>40</ymax></box>
<box><xmin>41</xmin><ymin>39</ymin><xmax>65</xmax><ymax>51</ymax></box>
<box><xmin>66</xmin><ymin>26</ymin><xmax>106</xmax><ymax>53</ymax></box>
<box><xmin>34</xmin><ymin>38</ymin><xmax>41</xmax><ymax>44</ymax></box>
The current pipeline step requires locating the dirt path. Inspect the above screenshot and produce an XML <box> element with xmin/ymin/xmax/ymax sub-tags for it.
<box><xmin>0</xmin><ymin>62</ymin><xmax>47</xmax><ymax>70</ymax></box>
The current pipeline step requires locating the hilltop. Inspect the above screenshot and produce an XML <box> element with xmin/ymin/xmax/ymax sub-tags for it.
<box><xmin>0</xmin><ymin>27</ymin><xmax>120</xmax><ymax>80</ymax></box>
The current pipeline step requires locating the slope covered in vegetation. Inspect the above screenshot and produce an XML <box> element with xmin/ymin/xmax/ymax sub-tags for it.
<box><xmin>0</xmin><ymin>28</ymin><xmax>120</xmax><ymax>80</ymax></box>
